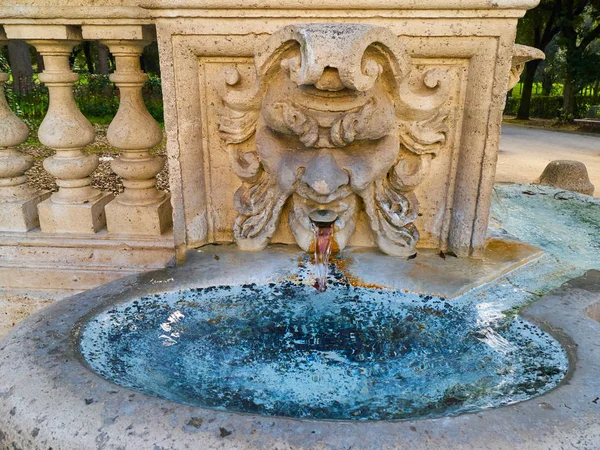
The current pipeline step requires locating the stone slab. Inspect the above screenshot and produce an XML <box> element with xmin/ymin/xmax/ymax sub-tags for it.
<box><xmin>0</xmin><ymin>252</ymin><xmax>599</xmax><ymax>449</ymax></box>
<box><xmin>344</xmin><ymin>237</ymin><xmax>543</xmax><ymax>298</ymax></box>
<box><xmin>81</xmin><ymin>24</ymin><xmax>155</xmax><ymax>40</ymax></box>
<box><xmin>122</xmin><ymin>240</ymin><xmax>541</xmax><ymax>299</ymax></box>
<box><xmin>142</xmin><ymin>0</ymin><xmax>540</xmax><ymax>11</ymax></box>
<box><xmin>0</xmin><ymin>191</ymin><xmax>50</xmax><ymax>232</ymax></box>
<box><xmin>106</xmin><ymin>194</ymin><xmax>173</xmax><ymax>236</ymax></box>
<box><xmin>0</xmin><ymin>293</ymin><xmax>57</xmax><ymax>341</ymax></box>
<box><xmin>38</xmin><ymin>193</ymin><xmax>113</xmax><ymax>234</ymax></box>
<box><xmin>0</xmin><ymin>229</ymin><xmax>176</xmax><ymax>337</ymax></box>
<box><xmin>3</xmin><ymin>24</ymin><xmax>81</xmax><ymax>40</ymax></box>
<box><xmin>0</xmin><ymin>229</ymin><xmax>176</xmax><ymax>289</ymax></box>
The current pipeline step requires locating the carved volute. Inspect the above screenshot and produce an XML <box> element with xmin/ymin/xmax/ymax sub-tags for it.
<box><xmin>218</xmin><ymin>24</ymin><xmax>450</xmax><ymax>256</ymax></box>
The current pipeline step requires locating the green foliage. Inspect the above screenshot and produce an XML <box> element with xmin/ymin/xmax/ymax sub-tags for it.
<box><xmin>4</xmin><ymin>80</ymin><xmax>49</xmax><ymax>121</ymax></box>
<box><xmin>74</xmin><ymin>74</ymin><xmax>119</xmax><ymax>120</ymax></box>
<box><xmin>142</xmin><ymin>74</ymin><xmax>164</xmax><ymax>123</ymax></box>
<box><xmin>511</xmin><ymin>81</ymin><xmax>563</xmax><ymax>98</ymax></box>
<box><xmin>516</xmin><ymin>0</ymin><xmax>561</xmax><ymax>48</ymax></box>
<box><xmin>4</xmin><ymin>72</ymin><xmax>164</xmax><ymax>125</ymax></box>
<box><xmin>0</xmin><ymin>47</ymin><xmax>9</xmax><ymax>73</ymax></box>
<box><xmin>505</xmin><ymin>95</ymin><xmax>594</xmax><ymax>119</ymax></box>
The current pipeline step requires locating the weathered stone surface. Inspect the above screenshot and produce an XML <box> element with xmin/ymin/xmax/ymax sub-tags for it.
<box><xmin>0</xmin><ymin>2</ymin><xmax>541</xmax><ymax>286</ymax></box>
<box><xmin>1</xmin><ymin>249</ymin><xmax>600</xmax><ymax>449</ymax></box>
<box><xmin>93</xmin><ymin>34</ymin><xmax>173</xmax><ymax>236</ymax></box>
<box><xmin>537</xmin><ymin>160</ymin><xmax>595</xmax><ymax>195</ymax></box>
<box><xmin>0</xmin><ymin>230</ymin><xmax>176</xmax><ymax>330</ymax></box>
<box><xmin>507</xmin><ymin>44</ymin><xmax>545</xmax><ymax>91</ymax></box>
<box><xmin>218</xmin><ymin>24</ymin><xmax>446</xmax><ymax>257</ymax></box>
<box><xmin>37</xmin><ymin>193</ymin><xmax>113</xmax><ymax>233</ymax></box>
<box><xmin>105</xmin><ymin>195</ymin><xmax>173</xmax><ymax>236</ymax></box>
<box><xmin>149</xmin><ymin>6</ymin><xmax>538</xmax><ymax>258</ymax></box>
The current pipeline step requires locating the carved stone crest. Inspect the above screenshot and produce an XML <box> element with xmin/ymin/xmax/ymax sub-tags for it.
<box><xmin>218</xmin><ymin>24</ymin><xmax>450</xmax><ymax>256</ymax></box>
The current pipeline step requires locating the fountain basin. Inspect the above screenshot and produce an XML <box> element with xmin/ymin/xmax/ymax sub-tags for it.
<box><xmin>80</xmin><ymin>282</ymin><xmax>566</xmax><ymax>422</ymax></box>
<box><xmin>1</xmin><ymin>246</ymin><xmax>600</xmax><ymax>449</ymax></box>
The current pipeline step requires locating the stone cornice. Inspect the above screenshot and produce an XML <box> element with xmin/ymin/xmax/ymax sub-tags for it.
<box><xmin>0</xmin><ymin>0</ymin><xmax>540</xmax><ymax>22</ymax></box>
<box><xmin>141</xmin><ymin>0</ymin><xmax>540</xmax><ymax>9</ymax></box>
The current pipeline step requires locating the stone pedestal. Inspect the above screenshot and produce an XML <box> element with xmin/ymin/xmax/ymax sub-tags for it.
<box><xmin>537</xmin><ymin>160</ymin><xmax>595</xmax><ymax>196</ymax></box>
<box><xmin>37</xmin><ymin>194</ymin><xmax>113</xmax><ymax>234</ymax></box>
<box><xmin>0</xmin><ymin>193</ymin><xmax>51</xmax><ymax>232</ymax></box>
<box><xmin>82</xmin><ymin>25</ymin><xmax>172</xmax><ymax>236</ymax></box>
<box><xmin>105</xmin><ymin>196</ymin><xmax>172</xmax><ymax>236</ymax></box>
<box><xmin>16</xmin><ymin>25</ymin><xmax>112</xmax><ymax>234</ymax></box>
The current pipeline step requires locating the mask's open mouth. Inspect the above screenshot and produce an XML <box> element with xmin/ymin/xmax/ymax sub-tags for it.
<box><xmin>308</xmin><ymin>209</ymin><xmax>339</xmax><ymax>227</ymax></box>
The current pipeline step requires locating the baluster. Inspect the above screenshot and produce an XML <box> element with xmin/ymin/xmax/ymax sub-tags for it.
<box><xmin>5</xmin><ymin>25</ymin><xmax>113</xmax><ymax>233</ymax></box>
<box><xmin>90</xmin><ymin>27</ymin><xmax>171</xmax><ymax>236</ymax></box>
<box><xmin>0</xmin><ymin>28</ymin><xmax>49</xmax><ymax>231</ymax></box>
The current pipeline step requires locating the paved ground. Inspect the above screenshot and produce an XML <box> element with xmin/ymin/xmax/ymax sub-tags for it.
<box><xmin>497</xmin><ymin>123</ymin><xmax>600</xmax><ymax>197</ymax></box>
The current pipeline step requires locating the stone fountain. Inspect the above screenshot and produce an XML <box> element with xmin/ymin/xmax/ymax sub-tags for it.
<box><xmin>1</xmin><ymin>1</ymin><xmax>600</xmax><ymax>449</ymax></box>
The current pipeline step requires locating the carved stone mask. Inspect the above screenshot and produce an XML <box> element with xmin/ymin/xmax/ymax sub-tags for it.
<box><xmin>218</xmin><ymin>24</ymin><xmax>449</xmax><ymax>256</ymax></box>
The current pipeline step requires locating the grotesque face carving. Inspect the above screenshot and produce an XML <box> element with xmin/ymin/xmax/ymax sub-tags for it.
<box><xmin>218</xmin><ymin>24</ymin><xmax>448</xmax><ymax>256</ymax></box>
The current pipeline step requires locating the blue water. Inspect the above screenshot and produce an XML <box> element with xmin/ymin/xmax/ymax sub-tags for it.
<box><xmin>80</xmin><ymin>184</ymin><xmax>600</xmax><ymax>421</ymax></box>
<box><xmin>80</xmin><ymin>280</ymin><xmax>566</xmax><ymax>420</ymax></box>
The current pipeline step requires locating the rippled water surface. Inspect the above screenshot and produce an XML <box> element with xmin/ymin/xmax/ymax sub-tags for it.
<box><xmin>81</xmin><ymin>281</ymin><xmax>566</xmax><ymax>420</ymax></box>
<box><xmin>79</xmin><ymin>184</ymin><xmax>600</xmax><ymax>421</ymax></box>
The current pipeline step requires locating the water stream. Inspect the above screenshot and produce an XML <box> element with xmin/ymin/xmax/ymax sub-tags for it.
<box><xmin>312</xmin><ymin>222</ymin><xmax>334</xmax><ymax>292</ymax></box>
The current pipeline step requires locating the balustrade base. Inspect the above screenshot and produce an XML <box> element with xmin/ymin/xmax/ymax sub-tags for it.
<box><xmin>0</xmin><ymin>191</ymin><xmax>51</xmax><ymax>232</ymax></box>
<box><xmin>38</xmin><ymin>192</ymin><xmax>114</xmax><ymax>234</ymax></box>
<box><xmin>106</xmin><ymin>194</ymin><xmax>173</xmax><ymax>236</ymax></box>
<box><xmin>0</xmin><ymin>229</ymin><xmax>176</xmax><ymax>296</ymax></box>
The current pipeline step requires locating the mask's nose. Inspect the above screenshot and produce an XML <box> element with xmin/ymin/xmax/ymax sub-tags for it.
<box><xmin>301</xmin><ymin>152</ymin><xmax>349</xmax><ymax>196</ymax></box>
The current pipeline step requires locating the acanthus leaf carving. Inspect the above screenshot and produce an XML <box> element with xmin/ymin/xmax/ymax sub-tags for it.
<box><xmin>217</xmin><ymin>67</ymin><xmax>261</xmax><ymax>145</ymax></box>
<box><xmin>399</xmin><ymin>109</ymin><xmax>449</xmax><ymax>156</ymax></box>
<box><xmin>362</xmin><ymin>178</ymin><xmax>420</xmax><ymax>257</ymax></box>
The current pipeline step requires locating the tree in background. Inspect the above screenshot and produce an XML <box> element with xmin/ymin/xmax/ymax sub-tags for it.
<box><xmin>540</xmin><ymin>40</ymin><xmax>564</xmax><ymax>95</ymax></box>
<box><xmin>7</xmin><ymin>40</ymin><xmax>34</xmax><ymax>95</ymax></box>
<box><xmin>516</xmin><ymin>0</ymin><xmax>561</xmax><ymax>119</ymax></box>
<box><xmin>559</xmin><ymin>1</ymin><xmax>600</xmax><ymax>118</ymax></box>
<box><xmin>97</xmin><ymin>43</ymin><xmax>110</xmax><ymax>75</ymax></box>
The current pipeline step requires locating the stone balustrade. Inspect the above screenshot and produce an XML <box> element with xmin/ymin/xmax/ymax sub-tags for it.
<box><xmin>0</xmin><ymin>22</ymin><xmax>175</xmax><ymax>296</ymax></box>
<box><xmin>0</xmin><ymin>0</ymin><xmax>542</xmax><ymax>296</ymax></box>
<box><xmin>0</xmin><ymin>28</ymin><xmax>50</xmax><ymax>232</ymax></box>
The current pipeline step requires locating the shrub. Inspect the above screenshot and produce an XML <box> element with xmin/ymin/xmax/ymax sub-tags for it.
<box><xmin>504</xmin><ymin>95</ymin><xmax>596</xmax><ymax>119</ymax></box>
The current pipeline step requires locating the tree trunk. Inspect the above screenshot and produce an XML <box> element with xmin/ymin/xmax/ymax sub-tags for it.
<box><xmin>82</xmin><ymin>41</ymin><xmax>95</xmax><ymax>74</ymax></box>
<box><xmin>7</xmin><ymin>40</ymin><xmax>34</xmax><ymax>95</ymax></box>
<box><xmin>516</xmin><ymin>59</ymin><xmax>541</xmax><ymax>120</ymax></box>
<box><xmin>34</xmin><ymin>50</ymin><xmax>44</xmax><ymax>72</ymax></box>
<box><xmin>542</xmin><ymin>75</ymin><xmax>553</xmax><ymax>96</ymax></box>
<box><xmin>562</xmin><ymin>69</ymin><xmax>576</xmax><ymax>119</ymax></box>
<box><xmin>97</xmin><ymin>42</ymin><xmax>110</xmax><ymax>75</ymax></box>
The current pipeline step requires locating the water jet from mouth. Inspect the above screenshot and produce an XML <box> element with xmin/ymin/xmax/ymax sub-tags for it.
<box><xmin>309</xmin><ymin>210</ymin><xmax>337</xmax><ymax>292</ymax></box>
